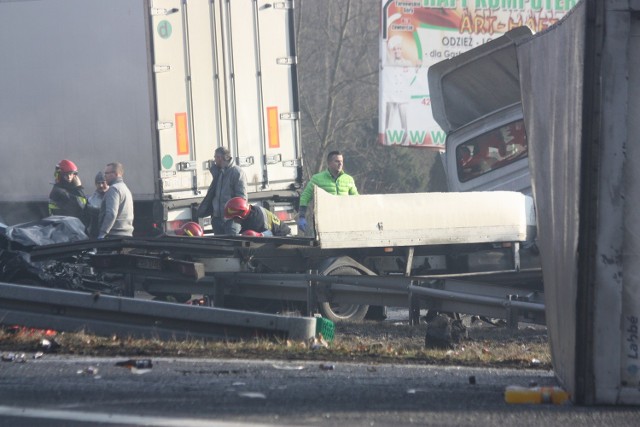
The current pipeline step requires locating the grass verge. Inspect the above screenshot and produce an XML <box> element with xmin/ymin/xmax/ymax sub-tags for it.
<box><xmin>0</xmin><ymin>319</ymin><xmax>550</xmax><ymax>370</ymax></box>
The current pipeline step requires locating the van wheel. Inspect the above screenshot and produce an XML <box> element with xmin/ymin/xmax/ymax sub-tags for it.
<box><xmin>318</xmin><ymin>265</ymin><xmax>369</xmax><ymax>322</ymax></box>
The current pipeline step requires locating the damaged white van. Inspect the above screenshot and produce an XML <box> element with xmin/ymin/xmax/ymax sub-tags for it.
<box><xmin>428</xmin><ymin>27</ymin><xmax>533</xmax><ymax>195</ymax></box>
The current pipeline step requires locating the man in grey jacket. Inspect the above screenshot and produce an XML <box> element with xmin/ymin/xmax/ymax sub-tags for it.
<box><xmin>197</xmin><ymin>147</ymin><xmax>247</xmax><ymax>235</ymax></box>
<box><xmin>98</xmin><ymin>162</ymin><xmax>134</xmax><ymax>238</ymax></box>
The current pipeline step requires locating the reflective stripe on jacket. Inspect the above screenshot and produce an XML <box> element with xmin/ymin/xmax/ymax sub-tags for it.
<box><xmin>48</xmin><ymin>182</ymin><xmax>87</xmax><ymax>220</ymax></box>
<box><xmin>240</xmin><ymin>205</ymin><xmax>291</xmax><ymax>236</ymax></box>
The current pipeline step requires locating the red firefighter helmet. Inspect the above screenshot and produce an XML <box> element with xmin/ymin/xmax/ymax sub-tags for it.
<box><xmin>224</xmin><ymin>197</ymin><xmax>250</xmax><ymax>220</ymax></box>
<box><xmin>181</xmin><ymin>221</ymin><xmax>204</xmax><ymax>237</ymax></box>
<box><xmin>57</xmin><ymin>159</ymin><xmax>78</xmax><ymax>174</ymax></box>
<box><xmin>241</xmin><ymin>229</ymin><xmax>263</xmax><ymax>237</ymax></box>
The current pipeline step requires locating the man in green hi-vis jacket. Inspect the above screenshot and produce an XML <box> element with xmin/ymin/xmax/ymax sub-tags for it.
<box><xmin>297</xmin><ymin>150</ymin><xmax>358</xmax><ymax>233</ymax></box>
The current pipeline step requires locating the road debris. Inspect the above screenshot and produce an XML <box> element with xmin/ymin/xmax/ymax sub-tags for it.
<box><xmin>424</xmin><ymin>314</ymin><xmax>467</xmax><ymax>349</ymax></box>
<box><xmin>238</xmin><ymin>392</ymin><xmax>266</xmax><ymax>399</ymax></box>
<box><xmin>115</xmin><ymin>358</ymin><xmax>153</xmax><ymax>374</ymax></box>
<box><xmin>39</xmin><ymin>338</ymin><xmax>61</xmax><ymax>353</ymax></box>
<box><xmin>272</xmin><ymin>363</ymin><xmax>304</xmax><ymax>370</ymax></box>
<box><xmin>77</xmin><ymin>366</ymin><xmax>100</xmax><ymax>377</ymax></box>
<box><xmin>310</xmin><ymin>336</ymin><xmax>329</xmax><ymax>350</ymax></box>
<box><xmin>1</xmin><ymin>353</ymin><xmax>16</xmax><ymax>362</ymax></box>
<box><xmin>504</xmin><ymin>385</ymin><xmax>570</xmax><ymax>404</ymax></box>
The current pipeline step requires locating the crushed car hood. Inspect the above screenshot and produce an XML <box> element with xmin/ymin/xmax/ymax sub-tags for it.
<box><xmin>428</xmin><ymin>26</ymin><xmax>532</xmax><ymax>134</ymax></box>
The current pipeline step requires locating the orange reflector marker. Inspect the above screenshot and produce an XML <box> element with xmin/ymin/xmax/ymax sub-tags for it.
<box><xmin>267</xmin><ymin>106</ymin><xmax>280</xmax><ymax>148</ymax></box>
<box><xmin>175</xmin><ymin>112</ymin><xmax>189</xmax><ymax>155</ymax></box>
<box><xmin>275</xmin><ymin>211</ymin><xmax>292</xmax><ymax>221</ymax></box>
<box><xmin>384</xmin><ymin>247</ymin><xmax>394</xmax><ymax>253</ymax></box>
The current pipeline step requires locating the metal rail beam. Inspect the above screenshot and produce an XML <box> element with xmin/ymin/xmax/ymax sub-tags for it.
<box><xmin>5</xmin><ymin>235</ymin><xmax>545</xmax><ymax>325</ymax></box>
<box><xmin>0</xmin><ymin>282</ymin><xmax>316</xmax><ymax>341</ymax></box>
<box><xmin>25</xmin><ymin>236</ymin><xmax>248</xmax><ymax>261</ymax></box>
<box><xmin>168</xmin><ymin>271</ymin><xmax>544</xmax><ymax>323</ymax></box>
<box><xmin>408</xmin><ymin>283</ymin><xmax>545</xmax><ymax>312</ymax></box>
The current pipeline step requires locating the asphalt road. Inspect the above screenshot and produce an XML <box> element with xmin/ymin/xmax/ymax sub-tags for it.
<box><xmin>1</xmin><ymin>355</ymin><xmax>639</xmax><ymax>426</ymax></box>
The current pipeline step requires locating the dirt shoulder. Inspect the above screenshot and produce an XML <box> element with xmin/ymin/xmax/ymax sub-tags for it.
<box><xmin>0</xmin><ymin>317</ymin><xmax>550</xmax><ymax>370</ymax></box>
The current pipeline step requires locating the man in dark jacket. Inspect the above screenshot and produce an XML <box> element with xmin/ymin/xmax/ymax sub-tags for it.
<box><xmin>197</xmin><ymin>147</ymin><xmax>247</xmax><ymax>235</ymax></box>
<box><xmin>48</xmin><ymin>159</ymin><xmax>88</xmax><ymax>223</ymax></box>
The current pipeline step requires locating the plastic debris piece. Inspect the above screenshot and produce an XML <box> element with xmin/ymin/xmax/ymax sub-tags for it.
<box><xmin>115</xmin><ymin>359</ymin><xmax>153</xmax><ymax>369</ymax></box>
<box><xmin>39</xmin><ymin>338</ymin><xmax>60</xmax><ymax>353</ymax></box>
<box><xmin>406</xmin><ymin>388</ymin><xmax>429</xmax><ymax>395</ymax></box>
<box><xmin>115</xmin><ymin>359</ymin><xmax>153</xmax><ymax>374</ymax></box>
<box><xmin>366</xmin><ymin>366</ymin><xmax>377</xmax><ymax>372</ymax></box>
<box><xmin>469</xmin><ymin>376</ymin><xmax>476</xmax><ymax>385</ymax></box>
<box><xmin>1</xmin><ymin>353</ymin><xmax>16</xmax><ymax>362</ymax></box>
<box><xmin>310</xmin><ymin>336</ymin><xmax>329</xmax><ymax>350</ymax></box>
<box><xmin>315</xmin><ymin>317</ymin><xmax>335</xmax><ymax>342</ymax></box>
<box><xmin>272</xmin><ymin>363</ymin><xmax>304</xmax><ymax>370</ymax></box>
<box><xmin>504</xmin><ymin>385</ymin><xmax>570</xmax><ymax>405</ymax></box>
<box><xmin>531</xmin><ymin>358</ymin><xmax>541</xmax><ymax>365</ymax></box>
<box><xmin>238</xmin><ymin>392</ymin><xmax>266</xmax><ymax>399</ymax></box>
<box><xmin>77</xmin><ymin>366</ymin><xmax>99</xmax><ymax>376</ymax></box>
<box><xmin>319</xmin><ymin>363</ymin><xmax>334</xmax><ymax>371</ymax></box>
<box><xmin>4</xmin><ymin>326</ymin><xmax>57</xmax><ymax>337</ymax></box>
<box><xmin>33</xmin><ymin>352</ymin><xmax>44</xmax><ymax>359</ymax></box>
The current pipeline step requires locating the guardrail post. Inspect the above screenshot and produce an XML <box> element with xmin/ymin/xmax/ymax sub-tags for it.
<box><xmin>512</xmin><ymin>242</ymin><xmax>521</xmax><ymax>271</ymax></box>
<box><xmin>212</xmin><ymin>280</ymin><xmax>225</xmax><ymax>308</ymax></box>
<box><xmin>306</xmin><ymin>269</ymin><xmax>318</xmax><ymax>316</ymax></box>
<box><xmin>124</xmin><ymin>273</ymin><xmax>134</xmax><ymax>297</ymax></box>
<box><xmin>506</xmin><ymin>295</ymin><xmax>519</xmax><ymax>329</ymax></box>
<box><xmin>409</xmin><ymin>280</ymin><xmax>420</xmax><ymax>325</ymax></box>
<box><xmin>405</xmin><ymin>247</ymin><xmax>415</xmax><ymax>276</ymax></box>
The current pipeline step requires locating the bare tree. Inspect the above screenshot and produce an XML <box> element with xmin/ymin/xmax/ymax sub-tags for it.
<box><xmin>295</xmin><ymin>0</ymin><xmax>378</xmax><ymax>174</ymax></box>
<box><xmin>295</xmin><ymin>0</ymin><xmax>446</xmax><ymax>194</ymax></box>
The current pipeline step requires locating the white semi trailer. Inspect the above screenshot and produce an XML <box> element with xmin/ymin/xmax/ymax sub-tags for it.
<box><xmin>0</xmin><ymin>0</ymin><xmax>302</xmax><ymax>235</ymax></box>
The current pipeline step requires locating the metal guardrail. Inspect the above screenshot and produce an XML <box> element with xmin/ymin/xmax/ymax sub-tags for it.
<box><xmin>3</xmin><ymin>234</ymin><xmax>545</xmax><ymax>327</ymax></box>
<box><xmin>152</xmin><ymin>270</ymin><xmax>545</xmax><ymax>326</ymax></box>
<box><xmin>24</xmin><ymin>235</ymin><xmax>317</xmax><ymax>261</ymax></box>
<box><xmin>0</xmin><ymin>282</ymin><xmax>316</xmax><ymax>341</ymax></box>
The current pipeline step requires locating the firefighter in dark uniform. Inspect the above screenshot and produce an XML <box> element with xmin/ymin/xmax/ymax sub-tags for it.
<box><xmin>48</xmin><ymin>159</ymin><xmax>88</xmax><ymax>223</ymax></box>
<box><xmin>223</xmin><ymin>197</ymin><xmax>291</xmax><ymax>237</ymax></box>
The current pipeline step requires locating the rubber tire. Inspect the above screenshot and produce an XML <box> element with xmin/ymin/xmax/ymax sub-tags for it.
<box><xmin>318</xmin><ymin>265</ymin><xmax>369</xmax><ymax>322</ymax></box>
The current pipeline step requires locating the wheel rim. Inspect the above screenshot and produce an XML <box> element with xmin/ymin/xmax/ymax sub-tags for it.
<box><xmin>321</xmin><ymin>264</ymin><xmax>368</xmax><ymax>321</ymax></box>
<box><xmin>326</xmin><ymin>303</ymin><xmax>364</xmax><ymax>319</ymax></box>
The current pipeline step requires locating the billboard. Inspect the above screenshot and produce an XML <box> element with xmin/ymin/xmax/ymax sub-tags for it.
<box><xmin>379</xmin><ymin>0</ymin><xmax>576</xmax><ymax>149</ymax></box>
